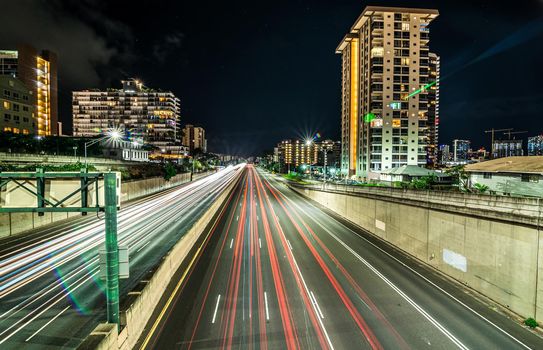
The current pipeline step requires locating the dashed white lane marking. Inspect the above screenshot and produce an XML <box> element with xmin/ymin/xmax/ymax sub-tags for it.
<box><xmin>264</xmin><ymin>292</ymin><xmax>270</xmax><ymax>321</ymax></box>
<box><xmin>259</xmin><ymin>238</ymin><xmax>262</xmax><ymax>249</ymax></box>
<box><xmin>230</xmin><ymin>239</ymin><xmax>234</xmax><ymax>249</ymax></box>
<box><xmin>309</xmin><ymin>291</ymin><xmax>325</xmax><ymax>319</ymax></box>
<box><xmin>286</xmin><ymin>240</ymin><xmax>293</xmax><ymax>251</ymax></box>
<box><xmin>212</xmin><ymin>294</ymin><xmax>221</xmax><ymax>324</ymax></box>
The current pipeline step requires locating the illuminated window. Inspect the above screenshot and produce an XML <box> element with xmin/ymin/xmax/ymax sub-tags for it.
<box><xmin>371</xmin><ymin>47</ymin><xmax>384</xmax><ymax>58</ymax></box>
<box><xmin>389</xmin><ymin>102</ymin><xmax>401</xmax><ymax>110</ymax></box>
<box><xmin>401</xmin><ymin>57</ymin><xmax>410</xmax><ymax>65</ymax></box>
<box><xmin>23</xmin><ymin>129</ymin><xmax>29</xmax><ymax>135</ymax></box>
<box><xmin>370</xmin><ymin>119</ymin><xmax>383</xmax><ymax>128</ymax></box>
<box><xmin>392</xmin><ymin>119</ymin><xmax>401</xmax><ymax>128</ymax></box>
<box><xmin>3</xmin><ymin>101</ymin><xmax>10</xmax><ymax>110</ymax></box>
<box><xmin>402</xmin><ymin>22</ymin><xmax>410</xmax><ymax>31</ymax></box>
<box><xmin>3</xmin><ymin>127</ymin><xmax>12</xmax><ymax>132</ymax></box>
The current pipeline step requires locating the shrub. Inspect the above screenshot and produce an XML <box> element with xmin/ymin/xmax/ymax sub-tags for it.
<box><xmin>524</xmin><ymin>317</ymin><xmax>538</xmax><ymax>329</ymax></box>
<box><xmin>473</xmin><ymin>183</ymin><xmax>489</xmax><ymax>194</ymax></box>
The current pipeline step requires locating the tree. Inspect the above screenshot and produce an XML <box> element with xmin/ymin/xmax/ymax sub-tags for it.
<box><xmin>445</xmin><ymin>165</ymin><xmax>470</xmax><ymax>192</ymax></box>
<box><xmin>163</xmin><ymin>162</ymin><xmax>177</xmax><ymax>181</ymax></box>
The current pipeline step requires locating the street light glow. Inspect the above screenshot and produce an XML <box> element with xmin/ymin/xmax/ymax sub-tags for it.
<box><xmin>305</xmin><ymin>139</ymin><xmax>312</xmax><ymax>146</ymax></box>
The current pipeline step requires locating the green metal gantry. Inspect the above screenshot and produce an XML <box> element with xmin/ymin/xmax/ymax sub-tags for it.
<box><xmin>0</xmin><ymin>169</ymin><xmax>121</xmax><ymax>328</ymax></box>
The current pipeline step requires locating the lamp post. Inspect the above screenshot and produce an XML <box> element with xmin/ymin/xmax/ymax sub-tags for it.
<box><xmin>84</xmin><ymin>130</ymin><xmax>121</xmax><ymax>168</ymax></box>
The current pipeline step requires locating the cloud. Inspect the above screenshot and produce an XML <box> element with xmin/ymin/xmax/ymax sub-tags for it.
<box><xmin>152</xmin><ymin>32</ymin><xmax>185</xmax><ymax>63</ymax></box>
<box><xmin>0</xmin><ymin>0</ymin><xmax>134</xmax><ymax>88</ymax></box>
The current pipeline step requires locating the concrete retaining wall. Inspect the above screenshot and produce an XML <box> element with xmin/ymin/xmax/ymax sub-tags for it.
<box><xmin>78</xmin><ymin>168</ymin><xmax>241</xmax><ymax>350</ymax></box>
<box><xmin>290</xmin><ymin>184</ymin><xmax>543</xmax><ymax>323</ymax></box>
<box><xmin>0</xmin><ymin>171</ymin><xmax>214</xmax><ymax>239</ymax></box>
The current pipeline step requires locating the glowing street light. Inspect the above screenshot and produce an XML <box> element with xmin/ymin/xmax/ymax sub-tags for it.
<box><xmin>84</xmin><ymin>128</ymin><xmax>123</xmax><ymax>168</ymax></box>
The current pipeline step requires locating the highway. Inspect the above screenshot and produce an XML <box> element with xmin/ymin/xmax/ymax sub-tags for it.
<box><xmin>142</xmin><ymin>165</ymin><xmax>543</xmax><ymax>350</ymax></box>
<box><xmin>0</xmin><ymin>165</ymin><xmax>244</xmax><ymax>349</ymax></box>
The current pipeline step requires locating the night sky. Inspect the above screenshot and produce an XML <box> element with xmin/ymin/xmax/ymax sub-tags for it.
<box><xmin>1</xmin><ymin>0</ymin><xmax>542</xmax><ymax>156</ymax></box>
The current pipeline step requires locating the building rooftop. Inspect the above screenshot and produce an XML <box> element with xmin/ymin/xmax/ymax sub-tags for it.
<box><xmin>465</xmin><ymin>156</ymin><xmax>543</xmax><ymax>174</ymax></box>
<box><xmin>381</xmin><ymin>165</ymin><xmax>448</xmax><ymax>177</ymax></box>
<box><xmin>336</xmin><ymin>6</ymin><xmax>439</xmax><ymax>53</ymax></box>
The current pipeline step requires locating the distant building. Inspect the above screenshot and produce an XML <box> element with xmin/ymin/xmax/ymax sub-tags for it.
<box><xmin>453</xmin><ymin>139</ymin><xmax>470</xmax><ymax>162</ymax></box>
<box><xmin>527</xmin><ymin>135</ymin><xmax>543</xmax><ymax>156</ymax></box>
<box><xmin>320</xmin><ymin>139</ymin><xmax>341</xmax><ymax>170</ymax></box>
<box><xmin>467</xmin><ymin>147</ymin><xmax>489</xmax><ymax>162</ymax></box>
<box><xmin>182</xmin><ymin>124</ymin><xmax>207</xmax><ymax>153</ymax></box>
<box><xmin>466</xmin><ymin>156</ymin><xmax>543</xmax><ymax>197</ymax></box>
<box><xmin>379</xmin><ymin>165</ymin><xmax>452</xmax><ymax>184</ymax></box>
<box><xmin>101</xmin><ymin>138</ymin><xmax>148</xmax><ymax>162</ymax></box>
<box><xmin>0</xmin><ymin>76</ymin><xmax>36</xmax><ymax>134</ymax></box>
<box><xmin>276</xmin><ymin>139</ymin><xmax>318</xmax><ymax>173</ymax></box>
<box><xmin>336</xmin><ymin>6</ymin><xmax>440</xmax><ymax>177</ymax></box>
<box><xmin>438</xmin><ymin>144</ymin><xmax>450</xmax><ymax>164</ymax></box>
<box><xmin>72</xmin><ymin>79</ymin><xmax>181</xmax><ymax>150</ymax></box>
<box><xmin>493</xmin><ymin>139</ymin><xmax>523</xmax><ymax>158</ymax></box>
<box><xmin>0</xmin><ymin>45</ymin><xmax>58</xmax><ymax>135</ymax></box>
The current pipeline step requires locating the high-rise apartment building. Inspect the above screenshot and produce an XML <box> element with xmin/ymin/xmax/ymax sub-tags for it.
<box><xmin>72</xmin><ymin>79</ymin><xmax>181</xmax><ymax>149</ymax></box>
<box><xmin>528</xmin><ymin>135</ymin><xmax>543</xmax><ymax>156</ymax></box>
<box><xmin>336</xmin><ymin>6</ymin><xmax>439</xmax><ymax>178</ymax></box>
<box><xmin>182</xmin><ymin>124</ymin><xmax>207</xmax><ymax>153</ymax></box>
<box><xmin>276</xmin><ymin>139</ymin><xmax>319</xmax><ymax>172</ymax></box>
<box><xmin>453</xmin><ymin>139</ymin><xmax>470</xmax><ymax>162</ymax></box>
<box><xmin>0</xmin><ymin>45</ymin><xmax>58</xmax><ymax>135</ymax></box>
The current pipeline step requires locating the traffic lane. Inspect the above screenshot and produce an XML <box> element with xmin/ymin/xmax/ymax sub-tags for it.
<box><xmin>264</xmin><ymin>176</ymin><xmax>459</xmax><ymax>349</ymax></box>
<box><xmin>0</xmin><ymin>169</ymin><xmax>242</xmax><ymax>349</ymax></box>
<box><xmin>267</xmin><ymin>173</ymin><xmax>541</xmax><ymax>350</ymax></box>
<box><xmin>254</xmin><ymin>170</ymin><xmax>370</xmax><ymax>349</ymax></box>
<box><xmin>260</xmin><ymin>171</ymin><xmax>416</xmax><ymax>349</ymax></box>
<box><xmin>150</xmin><ymin>170</ymin><xmax>248</xmax><ymax>349</ymax></box>
<box><xmin>0</xmin><ymin>177</ymin><xmax>201</xmax><ymax>258</ymax></box>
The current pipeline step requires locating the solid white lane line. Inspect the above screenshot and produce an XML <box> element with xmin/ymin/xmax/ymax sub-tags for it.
<box><xmin>286</xmin><ymin>240</ymin><xmax>293</xmax><ymax>251</ymax></box>
<box><xmin>25</xmin><ymin>305</ymin><xmax>70</xmax><ymax>342</ymax></box>
<box><xmin>136</xmin><ymin>241</ymin><xmax>150</xmax><ymax>253</ymax></box>
<box><xmin>230</xmin><ymin>239</ymin><xmax>234</xmax><ymax>249</ymax></box>
<box><xmin>303</xmin><ymin>200</ymin><xmax>532</xmax><ymax>350</ymax></box>
<box><xmin>264</xmin><ymin>292</ymin><xmax>270</xmax><ymax>321</ymax></box>
<box><xmin>259</xmin><ymin>238</ymin><xmax>262</xmax><ymax>249</ymax></box>
<box><xmin>212</xmin><ymin>294</ymin><xmax>221</xmax><ymax>324</ymax></box>
<box><xmin>310</xmin><ymin>291</ymin><xmax>325</xmax><ymax>319</ymax></box>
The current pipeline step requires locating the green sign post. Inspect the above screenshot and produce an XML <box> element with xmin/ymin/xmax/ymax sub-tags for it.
<box><xmin>104</xmin><ymin>173</ymin><xmax>120</xmax><ymax>325</ymax></box>
<box><xmin>0</xmin><ymin>169</ymin><xmax>121</xmax><ymax>328</ymax></box>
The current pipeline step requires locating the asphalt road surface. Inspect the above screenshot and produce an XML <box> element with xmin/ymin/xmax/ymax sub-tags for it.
<box><xmin>0</xmin><ymin>165</ymin><xmax>243</xmax><ymax>349</ymax></box>
<box><xmin>141</xmin><ymin>165</ymin><xmax>543</xmax><ymax>350</ymax></box>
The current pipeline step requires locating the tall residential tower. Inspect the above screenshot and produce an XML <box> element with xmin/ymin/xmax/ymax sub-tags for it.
<box><xmin>0</xmin><ymin>45</ymin><xmax>58</xmax><ymax>136</ymax></box>
<box><xmin>336</xmin><ymin>6</ymin><xmax>439</xmax><ymax>178</ymax></box>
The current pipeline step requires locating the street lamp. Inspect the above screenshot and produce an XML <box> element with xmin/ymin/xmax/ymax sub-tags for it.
<box><xmin>84</xmin><ymin>129</ymin><xmax>122</xmax><ymax>168</ymax></box>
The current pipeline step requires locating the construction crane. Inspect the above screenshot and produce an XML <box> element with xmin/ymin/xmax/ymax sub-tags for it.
<box><xmin>502</xmin><ymin>130</ymin><xmax>528</xmax><ymax>139</ymax></box>
<box><xmin>484</xmin><ymin>128</ymin><xmax>513</xmax><ymax>158</ymax></box>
